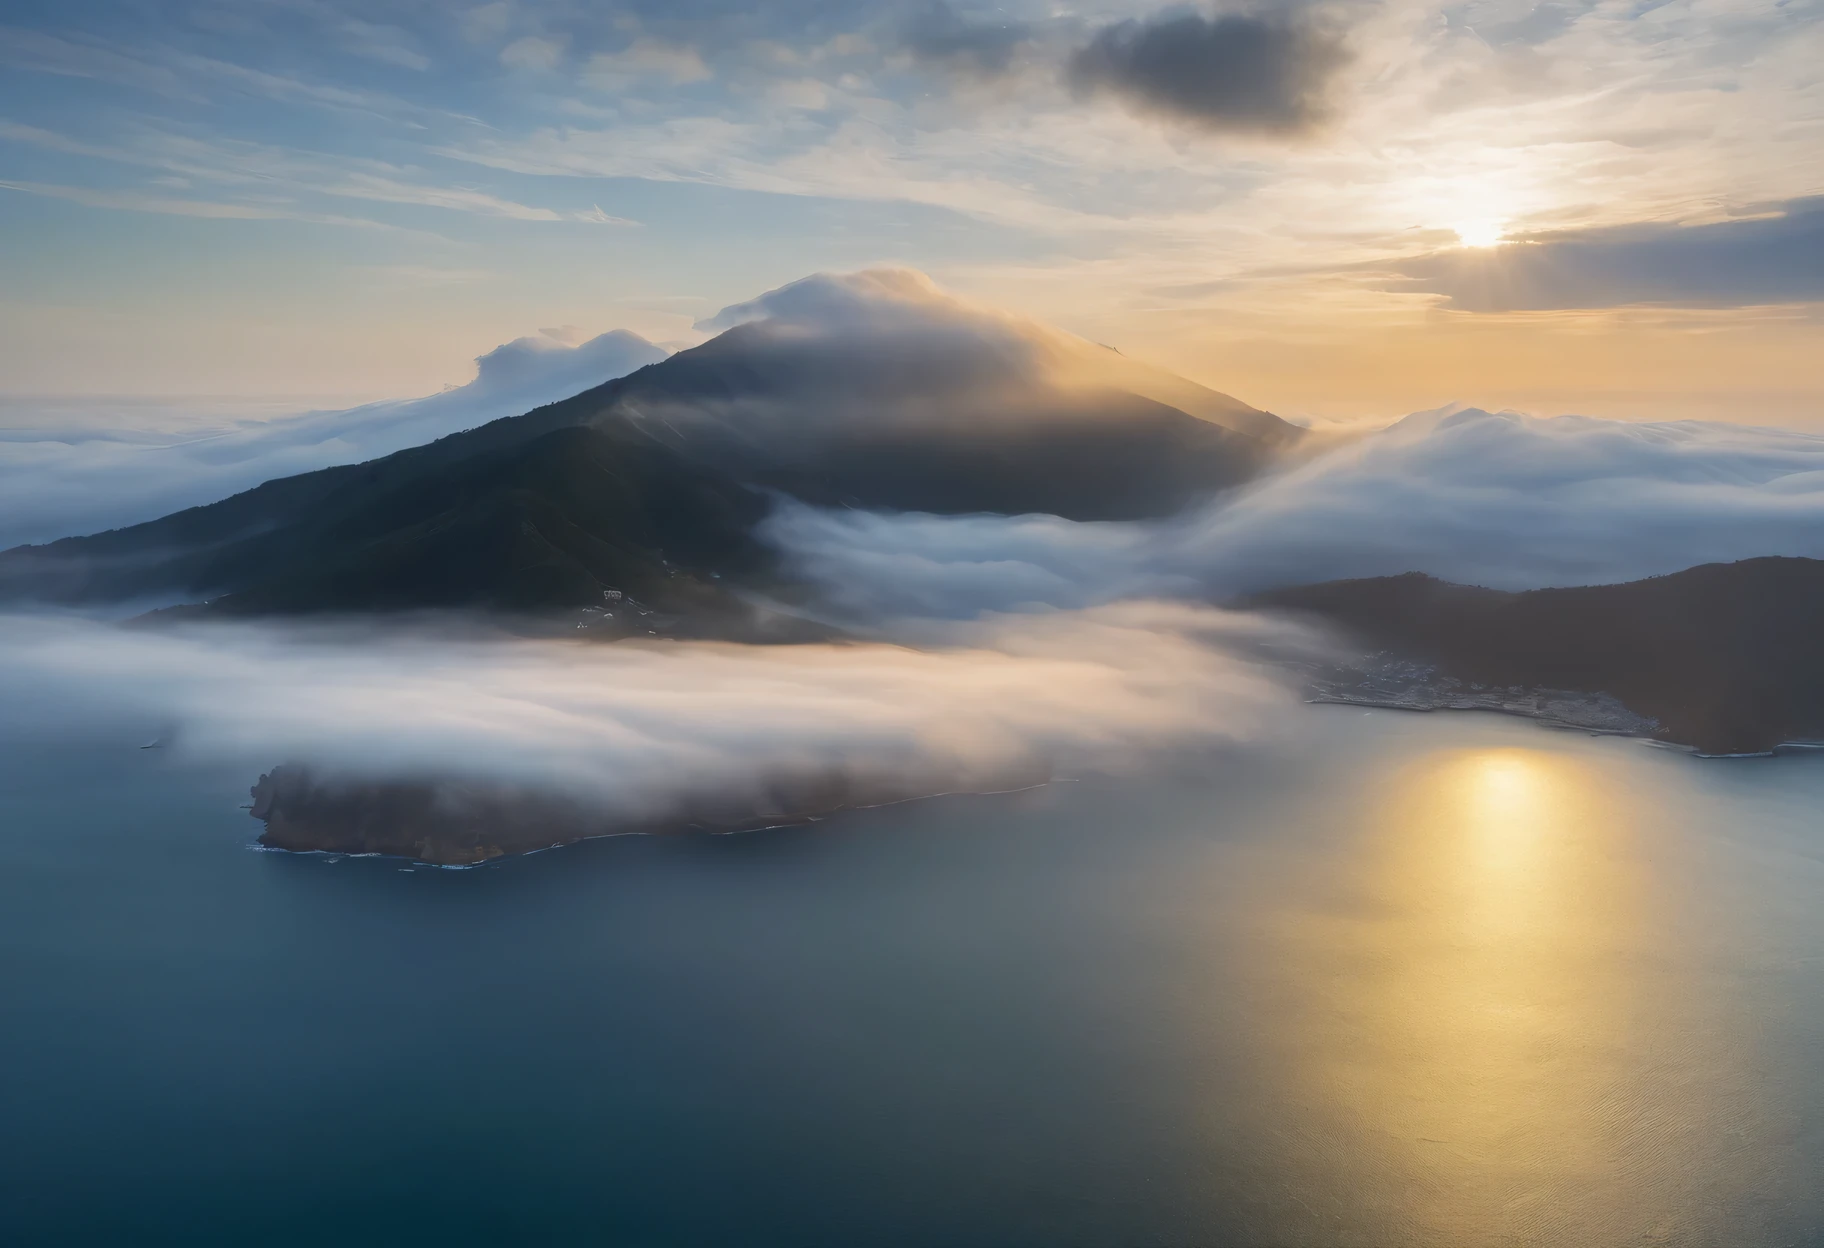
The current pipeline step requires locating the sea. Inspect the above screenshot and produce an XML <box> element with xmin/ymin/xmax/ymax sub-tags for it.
<box><xmin>3</xmin><ymin>707</ymin><xmax>1822</xmax><ymax>1247</ymax></box>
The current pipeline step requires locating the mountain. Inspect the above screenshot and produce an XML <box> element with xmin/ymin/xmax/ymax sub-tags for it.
<box><xmin>0</xmin><ymin>270</ymin><xmax>1296</xmax><ymax>616</ymax></box>
<box><xmin>545</xmin><ymin>270</ymin><xmax>1295</xmax><ymax>519</ymax></box>
<box><xmin>601</xmin><ymin>323</ymin><xmax>1285</xmax><ymax>518</ymax></box>
<box><xmin>2</xmin><ymin>421</ymin><xmax>777</xmax><ymax>625</ymax></box>
<box><xmin>0</xmin><ymin>328</ymin><xmax>669</xmax><ymax>551</ymax></box>
<box><xmin>1248</xmin><ymin>557</ymin><xmax>1824</xmax><ymax>753</ymax></box>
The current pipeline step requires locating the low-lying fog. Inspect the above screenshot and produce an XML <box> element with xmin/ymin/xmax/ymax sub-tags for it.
<box><xmin>0</xmin><ymin>605</ymin><xmax>1319</xmax><ymax>825</ymax></box>
<box><xmin>6</xmin><ymin>271</ymin><xmax>1824</xmax><ymax>838</ymax></box>
<box><xmin>768</xmin><ymin>404</ymin><xmax>1824</xmax><ymax>619</ymax></box>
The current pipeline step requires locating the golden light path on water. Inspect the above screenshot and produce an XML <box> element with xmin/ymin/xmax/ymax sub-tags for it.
<box><xmin>1173</xmin><ymin>720</ymin><xmax>1805</xmax><ymax>1246</ymax></box>
<box><xmin>1339</xmin><ymin>747</ymin><xmax>1658</xmax><ymax>1233</ymax></box>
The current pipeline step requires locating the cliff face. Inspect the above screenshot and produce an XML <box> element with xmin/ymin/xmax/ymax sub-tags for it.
<box><xmin>250</xmin><ymin>761</ymin><xmax>1054</xmax><ymax>866</ymax></box>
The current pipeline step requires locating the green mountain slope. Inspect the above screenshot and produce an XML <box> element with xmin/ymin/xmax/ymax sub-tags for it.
<box><xmin>4</xmin><ymin>422</ymin><xmax>769</xmax><ymax>620</ymax></box>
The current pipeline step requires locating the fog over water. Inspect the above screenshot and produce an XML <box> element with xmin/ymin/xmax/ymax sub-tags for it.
<box><xmin>5</xmin><ymin>275</ymin><xmax>1823</xmax><ymax>843</ymax></box>
<box><xmin>4</xmin><ymin>0</ymin><xmax>1821</xmax><ymax>1224</ymax></box>
<box><xmin>0</xmin><ymin>605</ymin><xmax>1319</xmax><ymax>824</ymax></box>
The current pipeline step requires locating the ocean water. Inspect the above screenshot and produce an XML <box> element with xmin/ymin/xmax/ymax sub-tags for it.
<box><xmin>3</xmin><ymin>708</ymin><xmax>1823</xmax><ymax>1247</ymax></box>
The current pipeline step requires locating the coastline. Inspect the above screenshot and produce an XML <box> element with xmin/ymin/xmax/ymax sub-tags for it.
<box><xmin>1307</xmin><ymin>690</ymin><xmax>1824</xmax><ymax>759</ymax></box>
<box><xmin>247</xmin><ymin>690</ymin><xmax>1824</xmax><ymax>870</ymax></box>
<box><xmin>250</xmin><ymin>763</ymin><xmax>1057</xmax><ymax>867</ymax></box>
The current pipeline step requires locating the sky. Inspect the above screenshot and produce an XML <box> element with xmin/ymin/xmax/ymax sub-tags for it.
<box><xmin>1</xmin><ymin>0</ymin><xmax>1821</xmax><ymax>426</ymax></box>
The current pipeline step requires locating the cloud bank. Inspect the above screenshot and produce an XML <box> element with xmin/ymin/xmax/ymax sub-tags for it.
<box><xmin>0</xmin><ymin>604</ymin><xmax>1313</xmax><ymax>824</ymax></box>
<box><xmin>0</xmin><ymin>328</ymin><xmax>666</xmax><ymax>550</ymax></box>
<box><xmin>765</xmin><ymin>407</ymin><xmax>1824</xmax><ymax>617</ymax></box>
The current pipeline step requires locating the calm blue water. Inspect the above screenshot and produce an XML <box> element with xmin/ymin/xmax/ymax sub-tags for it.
<box><xmin>4</xmin><ymin>709</ymin><xmax>1823</xmax><ymax>1246</ymax></box>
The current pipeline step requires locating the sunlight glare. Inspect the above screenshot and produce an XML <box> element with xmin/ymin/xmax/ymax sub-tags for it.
<box><xmin>1453</xmin><ymin>220</ymin><xmax>1507</xmax><ymax>248</ymax></box>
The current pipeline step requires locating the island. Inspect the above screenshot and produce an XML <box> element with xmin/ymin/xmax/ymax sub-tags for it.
<box><xmin>251</xmin><ymin>762</ymin><xmax>1054</xmax><ymax>866</ymax></box>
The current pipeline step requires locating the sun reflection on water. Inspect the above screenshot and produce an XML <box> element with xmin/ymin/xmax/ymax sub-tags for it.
<box><xmin>1347</xmin><ymin>748</ymin><xmax>1639</xmax><ymax>1144</ymax></box>
<box><xmin>1254</xmin><ymin>740</ymin><xmax>1739</xmax><ymax>1240</ymax></box>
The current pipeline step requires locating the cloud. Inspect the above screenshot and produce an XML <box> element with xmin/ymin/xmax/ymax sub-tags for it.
<box><xmin>0</xmin><ymin>122</ymin><xmax>617</xmax><ymax>226</ymax></box>
<box><xmin>717</xmin><ymin>268</ymin><xmax>1280</xmax><ymax>420</ymax></box>
<box><xmin>764</xmin><ymin>406</ymin><xmax>1824</xmax><ymax>617</ymax></box>
<box><xmin>1389</xmin><ymin>199</ymin><xmax>1824</xmax><ymax>311</ymax></box>
<box><xmin>500</xmin><ymin>35</ymin><xmax>567</xmax><ymax>72</ymax></box>
<box><xmin>0</xmin><ymin>179</ymin><xmax>300</xmax><ymax>221</ymax></box>
<box><xmin>675</xmin><ymin>268</ymin><xmax>1280</xmax><ymax>449</ymax></box>
<box><xmin>0</xmin><ymin>25</ymin><xmax>198</xmax><ymax>98</ymax></box>
<box><xmin>900</xmin><ymin>1</ymin><xmax>1031</xmax><ymax>77</ymax></box>
<box><xmin>0</xmin><ymin>329</ymin><xmax>668</xmax><ymax>550</ymax></box>
<box><xmin>762</xmin><ymin>503</ymin><xmax>1177</xmax><ymax>619</ymax></box>
<box><xmin>0</xmin><ymin>603</ymin><xmax>1313</xmax><ymax>827</ymax></box>
<box><xmin>460</xmin><ymin>2</ymin><xmax>514</xmax><ymax>45</ymax></box>
<box><xmin>586</xmin><ymin>39</ymin><xmax>712</xmax><ymax>87</ymax></box>
<box><xmin>695</xmin><ymin>267</ymin><xmax>1030</xmax><ymax>343</ymax></box>
<box><xmin>1067</xmin><ymin>8</ymin><xmax>1350</xmax><ymax>135</ymax></box>
<box><xmin>332</xmin><ymin>17</ymin><xmax>429</xmax><ymax>71</ymax></box>
<box><xmin>0</xmin><ymin>22</ymin><xmax>471</xmax><ymax>124</ymax></box>
<box><xmin>0</xmin><ymin>178</ymin><xmax>428</xmax><ymax>232</ymax></box>
<box><xmin>576</xmin><ymin>203</ymin><xmax>639</xmax><ymax>225</ymax></box>
<box><xmin>466</xmin><ymin>327</ymin><xmax>666</xmax><ymax>397</ymax></box>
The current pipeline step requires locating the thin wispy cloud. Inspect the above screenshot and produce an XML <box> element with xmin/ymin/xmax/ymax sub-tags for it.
<box><xmin>0</xmin><ymin>178</ymin><xmax>416</xmax><ymax>229</ymax></box>
<box><xmin>0</xmin><ymin>120</ymin><xmax>633</xmax><ymax>225</ymax></box>
<box><xmin>899</xmin><ymin>1</ymin><xmax>1033</xmax><ymax>78</ymax></box>
<box><xmin>0</xmin><ymin>0</ymin><xmax>1817</xmax><ymax>414</ymax></box>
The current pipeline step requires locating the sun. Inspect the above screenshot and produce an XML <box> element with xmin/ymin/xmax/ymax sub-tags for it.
<box><xmin>1453</xmin><ymin>220</ymin><xmax>1508</xmax><ymax>248</ymax></box>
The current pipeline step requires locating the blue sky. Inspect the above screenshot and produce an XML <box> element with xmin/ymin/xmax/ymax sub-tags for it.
<box><xmin>2</xmin><ymin>0</ymin><xmax>1821</xmax><ymax>423</ymax></box>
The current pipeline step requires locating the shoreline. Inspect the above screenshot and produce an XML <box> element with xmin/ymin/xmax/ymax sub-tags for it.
<box><xmin>1307</xmin><ymin>693</ymin><xmax>1824</xmax><ymax>759</ymax></box>
<box><xmin>247</xmin><ymin>701</ymin><xmax>1824</xmax><ymax>869</ymax></box>
<box><xmin>250</xmin><ymin>767</ymin><xmax>1059</xmax><ymax>867</ymax></box>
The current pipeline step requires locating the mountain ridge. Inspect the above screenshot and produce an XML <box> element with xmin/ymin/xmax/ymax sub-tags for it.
<box><xmin>0</xmin><ymin>279</ymin><xmax>1294</xmax><ymax>615</ymax></box>
<box><xmin>1247</xmin><ymin>557</ymin><xmax>1824</xmax><ymax>753</ymax></box>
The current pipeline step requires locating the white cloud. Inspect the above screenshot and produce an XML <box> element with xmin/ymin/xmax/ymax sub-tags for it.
<box><xmin>334</xmin><ymin>17</ymin><xmax>430</xmax><ymax>72</ymax></box>
<box><xmin>501</xmin><ymin>35</ymin><xmax>567</xmax><ymax>72</ymax></box>
<box><xmin>0</xmin><ymin>122</ymin><xmax>610</xmax><ymax>225</ymax></box>
<box><xmin>0</xmin><ymin>178</ymin><xmax>424</xmax><ymax>231</ymax></box>
<box><xmin>586</xmin><ymin>39</ymin><xmax>712</xmax><ymax>87</ymax></box>
<box><xmin>460</xmin><ymin>2</ymin><xmax>514</xmax><ymax>45</ymax></box>
<box><xmin>765</xmin><ymin>405</ymin><xmax>1824</xmax><ymax>616</ymax></box>
<box><xmin>0</xmin><ymin>602</ymin><xmax>1313</xmax><ymax>822</ymax></box>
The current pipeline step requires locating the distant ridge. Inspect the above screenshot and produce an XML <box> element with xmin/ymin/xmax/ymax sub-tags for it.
<box><xmin>1249</xmin><ymin>557</ymin><xmax>1824</xmax><ymax>754</ymax></box>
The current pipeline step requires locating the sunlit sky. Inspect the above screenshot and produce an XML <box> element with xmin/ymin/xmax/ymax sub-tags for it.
<box><xmin>2</xmin><ymin>0</ymin><xmax>1820</xmax><ymax>425</ymax></box>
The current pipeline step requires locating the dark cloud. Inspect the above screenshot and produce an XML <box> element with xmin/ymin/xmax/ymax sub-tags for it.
<box><xmin>1392</xmin><ymin>199</ymin><xmax>1824</xmax><ymax>311</ymax></box>
<box><xmin>1067</xmin><ymin>8</ymin><xmax>1350</xmax><ymax>135</ymax></box>
<box><xmin>900</xmin><ymin>1</ymin><xmax>1031</xmax><ymax>76</ymax></box>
